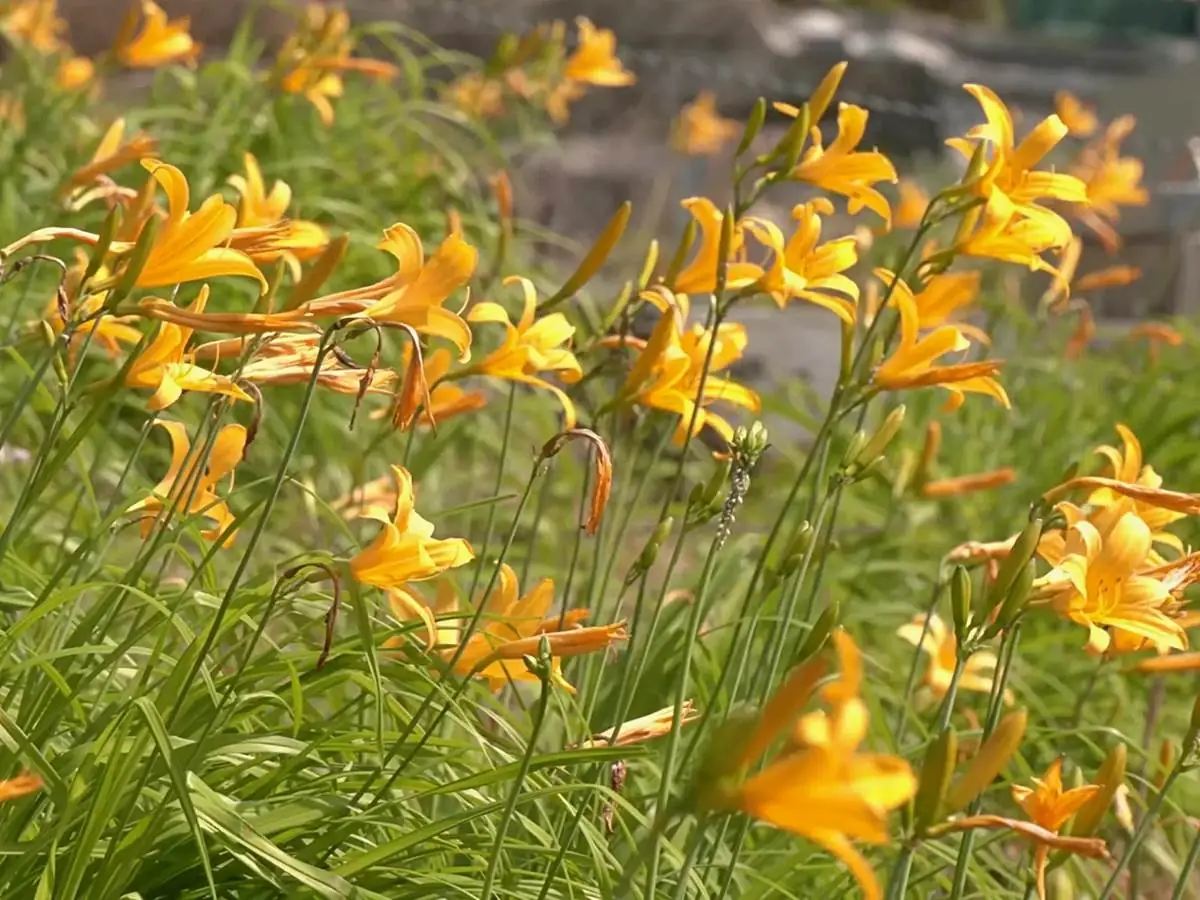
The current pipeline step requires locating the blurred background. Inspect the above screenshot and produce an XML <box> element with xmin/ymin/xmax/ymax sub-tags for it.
<box><xmin>51</xmin><ymin>0</ymin><xmax>1200</xmax><ymax>392</ymax></box>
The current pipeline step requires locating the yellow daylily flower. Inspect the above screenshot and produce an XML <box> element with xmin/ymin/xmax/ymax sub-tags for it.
<box><xmin>42</xmin><ymin>250</ymin><xmax>142</xmax><ymax>361</ymax></box>
<box><xmin>750</xmin><ymin>199</ymin><xmax>859</xmax><ymax>321</ymax></box>
<box><xmin>124</xmin><ymin>286</ymin><xmax>253</xmax><ymax>411</ymax></box>
<box><xmin>466</xmin><ymin>276</ymin><xmax>583</xmax><ymax>427</ymax></box>
<box><xmin>235</xmin><ymin>333</ymin><xmax>397</xmax><ymax>396</ymax></box>
<box><xmin>62</xmin><ymin>118</ymin><xmax>158</xmax><ymax>201</ymax></box>
<box><xmin>708</xmin><ymin>631</ymin><xmax>916</xmax><ymax>900</ymax></box>
<box><xmin>388</xmin><ymin>563</ymin><xmax>626</xmax><ymax>693</ymax></box>
<box><xmin>113</xmin><ymin>0</ymin><xmax>200</xmax><ymax>69</ymax></box>
<box><xmin>616</xmin><ymin>297</ymin><xmax>760</xmax><ymax>446</ymax></box>
<box><xmin>2</xmin><ymin>0</ymin><xmax>66</xmax><ymax>52</ymax></box>
<box><xmin>563</xmin><ymin>17</ymin><xmax>635</xmax><ymax>86</ymax></box>
<box><xmin>348</xmin><ymin>465</ymin><xmax>474</xmax><ymax>590</ymax></box>
<box><xmin>896</xmin><ymin>614</ymin><xmax>1012</xmax><ymax>704</ymax></box>
<box><xmin>0</xmin><ymin>772</ymin><xmax>43</xmax><ymax>804</ymax></box>
<box><xmin>1039</xmin><ymin>504</ymin><xmax>1187</xmax><ymax>654</ymax></box>
<box><xmin>875</xmin><ymin>268</ymin><xmax>984</xmax><ymax>339</ymax></box>
<box><xmin>132</xmin><ymin>160</ymin><xmax>267</xmax><ymax>290</ymax></box>
<box><xmin>1069</xmin><ymin>115</ymin><xmax>1149</xmax><ymax>252</ymax></box>
<box><xmin>226</xmin><ymin>153</ymin><xmax>329</xmax><ymax>270</ymax></box>
<box><xmin>950</xmin><ymin>84</ymin><xmax>1087</xmax><ymax>250</ymax></box>
<box><xmin>871</xmin><ymin>275</ymin><xmax>1009</xmax><ymax>411</ymax></box>
<box><xmin>893</xmin><ymin>179</ymin><xmax>930</xmax><ymax>230</ymax></box>
<box><xmin>56</xmin><ymin>56</ymin><xmax>95</xmax><ymax>90</ymax></box>
<box><xmin>671</xmin><ymin>197</ymin><xmax>765</xmax><ymax>294</ymax></box>
<box><xmin>1090</xmin><ymin>424</ymin><xmax>1188</xmax><ymax>536</ymax></box>
<box><xmin>274</xmin><ymin>4</ymin><xmax>398</xmax><ymax>126</ymax></box>
<box><xmin>953</xmin><ymin>199</ymin><xmax>1061</xmax><ymax>274</ymax></box>
<box><xmin>784</xmin><ymin>102</ymin><xmax>898</xmax><ymax>226</ymax></box>
<box><xmin>127</xmin><ymin>420</ymin><xmax>246</xmax><ymax>545</ymax></box>
<box><xmin>672</xmin><ymin>91</ymin><xmax>740</xmax><ymax>156</ymax></box>
<box><xmin>1055</xmin><ymin>91</ymin><xmax>1097</xmax><ymax>138</ymax></box>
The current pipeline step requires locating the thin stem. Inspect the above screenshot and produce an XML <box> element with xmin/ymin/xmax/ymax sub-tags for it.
<box><xmin>469</xmin><ymin>383</ymin><xmax>518</xmax><ymax>598</ymax></box>
<box><xmin>893</xmin><ymin>580</ymin><xmax>945</xmax><ymax>747</ymax></box>
<box><xmin>479</xmin><ymin>664</ymin><xmax>553</xmax><ymax>900</ymax></box>
<box><xmin>1097</xmin><ymin>763</ymin><xmax>1187</xmax><ymax>900</ymax></box>
<box><xmin>1168</xmin><ymin>816</ymin><xmax>1200</xmax><ymax>900</ymax></box>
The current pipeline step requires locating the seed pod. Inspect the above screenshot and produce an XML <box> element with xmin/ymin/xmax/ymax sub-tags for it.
<box><xmin>950</xmin><ymin>566</ymin><xmax>972</xmax><ymax>646</ymax></box>
<box><xmin>913</xmin><ymin>727</ymin><xmax>958</xmax><ymax>834</ymax></box>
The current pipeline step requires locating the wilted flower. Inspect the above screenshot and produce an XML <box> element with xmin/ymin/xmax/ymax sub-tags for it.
<box><xmin>127</xmin><ymin>420</ymin><xmax>246</xmax><ymax>545</ymax></box>
<box><xmin>383</xmin><ymin>345</ymin><xmax>487</xmax><ymax>431</ymax></box>
<box><xmin>0</xmin><ymin>772</ymin><xmax>44</xmax><ymax>804</ymax></box>
<box><xmin>113</xmin><ymin>0</ymin><xmax>200</xmax><ymax>68</ymax></box>
<box><xmin>62</xmin><ymin>118</ymin><xmax>158</xmax><ymax>203</ymax></box>
<box><xmin>348</xmin><ymin>465</ymin><xmax>474</xmax><ymax>590</ymax></box>
<box><xmin>580</xmin><ymin>702</ymin><xmax>701</xmax><ymax>748</ymax></box>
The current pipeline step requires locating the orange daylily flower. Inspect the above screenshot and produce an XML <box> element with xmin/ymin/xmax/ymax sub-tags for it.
<box><xmin>124</xmin><ymin>287</ymin><xmax>253</xmax><ymax>411</ymax></box>
<box><xmin>1074</xmin><ymin>265</ymin><xmax>1142</xmax><ymax>293</ymax></box>
<box><xmin>348</xmin><ymin>465</ymin><xmax>474</xmax><ymax>590</ymax></box>
<box><xmin>1011</xmin><ymin>760</ymin><xmax>1104</xmax><ymax>900</ymax></box>
<box><xmin>1129</xmin><ymin>321</ymin><xmax>1185</xmax><ymax>364</ymax></box>
<box><xmin>1089</xmin><ymin>425</ymin><xmax>1189</xmax><ymax>536</ymax></box>
<box><xmin>465</xmin><ymin>276</ymin><xmax>583</xmax><ymax>427</ymax></box>
<box><xmin>62</xmin><ymin>118</ymin><xmax>158</xmax><ymax>198</ymax></box>
<box><xmin>131</xmin><ymin>160</ymin><xmax>267</xmax><ymax>290</ymax></box>
<box><xmin>563</xmin><ymin>17</ymin><xmax>635</xmax><ymax>86</ymax></box>
<box><xmin>580</xmin><ymin>702</ymin><xmax>702</xmax><ymax>748</ymax></box>
<box><xmin>615</xmin><ymin>293</ymin><xmax>760</xmax><ymax>446</ymax></box>
<box><xmin>127</xmin><ymin>420</ymin><xmax>246</xmax><ymax>545</ymax></box>
<box><xmin>897</xmin><ymin>614</ymin><xmax>1012</xmax><ymax>704</ymax></box>
<box><xmin>871</xmin><ymin>273</ymin><xmax>1009</xmax><ymax>411</ymax></box>
<box><xmin>876</xmin><ymin>267</ymin><xmax>986</xmax><ymax>343</ymax></box>
<box><xmin>2</xmin><ymin>0</ymin><xmax>65</xmax><ymax>52</ymax></box>
<box><xmin>783</xmin><ymin>102</ymin><xmax>898</xmax><ymax>226</ymax></box>
<box><xmin>953</xmin><ymin>199</ymin><xmax>1063</xmax><ymax>275</ymax></box>
<box><xmin>227</xmin><ymin>153</ymin><xmax>329</xmax><ymax>269</ymax></box>
<box><xmin>671</xmin><ymin>197</ymin><xmax>766</xmax><ymax>294</ymax></box>
<box><xmin>921</xmin><ymin>469</ymin><xmax>1017</xmax><ymax>498</ymax></box>
<box><xmin>1069</xmin><ymin>115</ymin><xmax>1149</xmax><ymax>252</ymax></box>
<box><xmin>1064</xmin><ymin>302</ymin><xmax>1095</xmax><ymax>360</ymax></box>
<box><xmin>236</xmin><ymin>333</ymin><xmax>397</xmax><ymax>396</ymax></box>
<box><xmin>56</xmin><ymin>56</ymin><xmax>95</xmax><ymax>90</ymax></box>
<box><xmin>113</xmin><ymin>0</ymin><xmax>200</xmax><ymax>68</ymax></box>
<box><xmin>672</xmin><ymin>91</ymin><xmax>740</xmax><ymax>156</ymax></box>
<box><xmin>0</xmin><ymin>772</ymin><xmax>43</xmax><ymax>803</ymax></box>
<box><xmin>388</xmin><ymin>563</ymin><xmax>625</xmax><ymax>693</ymax></box>
<box><xmin>751</xmin><ymin>199</ymin><xmax>859</xmax><ymax>321</ymax></box>
<box><xmin>42</xmin><ymin>250</ymin><xmax>142</xmax><ymax>360</ymax></box>
<box><xmin>383</xmin><ymin>345</ymin><xmax>487</xmax><ymax>431</ymax></box>
<box><xmin>893</xmin><ymin>179</ymin><xmax>930</xmax><ymax>230</ymax></box>
<box><xmin>707</xmin><ymin>631</ymin><xmax>915</xmax><ymax>900</ymax></box>
<box><xmin>1055</xmin><ymin>91</ymin><xmax>1097</xmax><ymax>138</ymax></box>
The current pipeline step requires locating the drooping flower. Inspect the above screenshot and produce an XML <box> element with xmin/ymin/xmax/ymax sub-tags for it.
<box><xmin>2</xmin><ymin>0</ymin><xmax>66</xmax><ymax>52</ymax></box>
<box><xmin>896</xmin><ymin>614</ymin><xmax>1012</xmax><ymax>704</ymax></box>
<box><xmin>1128</xmin><ymin>322</ymin><xmax>1184</xmax><ymax>364</ymax></box>
<box><xmin>706</xmin><ymin>631</ymin><xmax>915</xmax><ymax>900</ymax></box>
<box><xmin>127</xmin><ymin>420</ymin><xmax>246</xmax><ymax>545</ymax></box>
<box><xmin>130</xmin><ymin>160</ymin><xmax>267</xmax><ymax>290</ymax></box>
<box><xmin>871</xmin><ymin>274</ymin><xmax>1009</xmax><ymax>411</ymax></box>
<box><xmin>348</xmin><ymin>465</ymin><xmax>474</xmax><ymax>590</ymax></box>
<box><xmin>671</xmin><ymin>197</ymin><xmax>765</xmax><ymax>295</ymax></box>
<box><xmin>949</xmin><ymin>84</ymin><xmax>1088</xmax><ymax>250</ymax></box>
<box><xmin>465</xmin><ymin>276</ymin><xmax>583</xmax><ymax>427</ymax></box>
<box><xmin>113</xmin><ymin>0</ymin><xmax>200</xmax><ymax>69</ymax></box>
<box><xmin>226</xmin><ymin>153</ymin><xmax>329</xmax><ymax>270</ymax></box>
<box><xmin>273</xmin><ymin>4</ymin><xmax>398</xmax><ymax>126</ymax></box>
<box><xmin>387</xmin><ymin>564</ymin><xmax>626</xmax><ymax>693</ymax></box>
<box><xmin>614</xmin><ymin>294</ymin><xmax>760</xmax><ymax>446</ymax></box>
<box><xmin>672</xmin><ymin>91</ymin><xmax>740</xmax><ymax>156</ymax></box>
<box><xmin>234</xmin><ymin>333</ymin><xmax>397</xmax><ymax>396</ymax></box>
<box><xmin>382</xmin><ymin>345</ymin><xmax>487</xmax><ymax>431</ymax></box>
<box><xmin>580</xmin><ymin>702</ymin><xmax>702</xmax><ymax>748</ymax></box>
<box><xmin>562</xmin><ymin>17</ymin><xmax>635</xmax><ymax>86</ymax></box>
<box><xmin>125</xmin><ymin>286</ymin><xmax>253</xmax><ymax>411</ymax></box>
<box><xmin>304</xmin><ymin>223</ymin><xmax>475</xmax><ymax>359</ymax></box>
<box><xmin>750</xmin><ymin>198</ymin><xmax>859</xmax><ymax>321</ymax></box>
<box><xmin>1055</xmin><ymin>91</ymin><xmax>1097</xmax><ymax>138</ymax></box>
<box><xmin>782</xmin><ymin>102</ymin><xmax>898</xmax><ymax>226</ymax></box>
<box><xmin>1038</xmin><ymin>503</ymin><xmax>1187</xmax><ymax>654</ymax></box>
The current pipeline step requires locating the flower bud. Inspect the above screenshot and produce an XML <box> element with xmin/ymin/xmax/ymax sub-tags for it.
<box><xmin>544</xmin><ymin>201</ymin><xmax>631</xmax><ymax>310</ymax></box>
<box><xmin>988</xmin><ymin>559</ymin><xmax>1036</xmax><ymax>638</ymax></box>
<box><xmin>913</xmin><ymin>727</ymin><xmax>958</xmax><ymax>834</ymax></box>
<box><xmin>107</xmin><ymin>213</ymin><xmax>158</xmax><ymax>308</ymax></box>
<box><xmin>841</xmin><ymin>430</ymin><xmax>868</xmax><ymax>469</ymax></box>
<box><xmin>944</xmin><ymin>709</ymin><xmax>1027</xmax><ymax>813</ymax></box>
<box><xmin>797</xmin><ymin>601</ymin><xmax>838</xmax><ymax>662</ymax></box>
<box><xmin>1070</xmin><ymin>743</ymin><xmax>1126</xmax><ymax>838</ymax></box>
<box><xmin>891</xmin><ymin>448</ymin><xmax>917</xmax><ymax>500</ymax></box>
<box><xmin>1186</xmin><ymin>694</ymin><xmax>1200</xmax><ymax>758</ymax></box>
<box><xmin>777</xmin><ymin>102</ymin><xmax>812</xmax><ymax>173</ymax></box>
<box><xmin>83</xmin><ymin>203</ymin><xmax>122</xmax><ymax>285</ymax></box>
<box><xmin>779</xmin><ymin>521</ymin><xmax>813</xmax><ymax>576</ymax></box>
<box><xmin>950</xmin><ymin>565</ymin><xmax>972</xmax><ymax>647</ymax></box>
<box><xmin>627</xmin><ymin>517</ymin><xmax>675</xmax><ymax>586</ymax></box>
<box><xmin>664</xmin><ymin>218</ymin><xmax>698</xmax><ymax>289</ymax></box>
<box><xmin>982</xmin><ymin>518</ymin><xmax>1042</xmax><ymax>634</ymax></box>
<box><xmin>735</xmin><ymin>97</ymin><xmax>767</xmax><ymax>158</ymax></box>
<box><xmin>855</xmin><ymin>405</ymin><xmax>906</xmax><ymax>469</ymax></box>
<box><xmin>638</xmin><ymin>239</ymin><xmax>660</xmax><ymax>290</ymax></box>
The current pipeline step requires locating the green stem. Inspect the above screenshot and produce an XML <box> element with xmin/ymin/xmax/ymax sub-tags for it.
<box><xmin>469</xmin><ymin>383</ymin><xmax>518</xmax><ymax>598</ymax></box>
<box><xmin>1098</xmin><ymin>763</ymin><xmax>1187</xmax><ymax>900</ymax></box>
<box><xmin>479</xmin><ymin>664</ymin><xmax>553</xmax><ymax>900</ymax></box>
<box><xmin>1168</xmin><ymin>815</ymin><xmax>1200</xmax><ymax>900</ymax></box>
<box><xmin>892</xmin><ymin>580</ymin><xmax>945</xmax><ymax>747</ymax></box>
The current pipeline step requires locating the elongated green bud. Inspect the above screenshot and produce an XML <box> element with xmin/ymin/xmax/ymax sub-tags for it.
<box><xmin>892</xmin><ymin>448</ymin><xmax>917</xmax><ymax>500</ymax></box>
<box><xmin>983</xmin><ymin>519</ymin><xmax>1043</xmax><ymax>619</ymax></box>
<box><xmin>1071</xmin><ymin>743</ymin><xmax>1126</xmax><ymax>838</ymax></box>
<box><xmin>639</xmin><ymin>240</ymin><xmax>660</xmax><ymax>290</ymax></box>
<box><xmin>797</xmin><ymin>602</ymin><xmax>838</xmax><ymax>662</ymax></box>
<box><xmin>779</xmin><ymin>522</ymin><xmax>814</xmax><ymax>576</ymax></box>
<box><xmin>107</xmin><ymin>214</ymin><xmax>158</xmax><ymax>308</ymax></box>
<box><xmin>735</xmin><ymin>97</ymin><xmax>767</xmax><ymax>158</ymax></box>
<box><xmin>664</xmin><ymin>218</ymin><xmax>698</xmax><ymax>288</ymax></box>
<box><xmin>914</xmin><ymin>727</ymin><xmax>958</xmax><ymax>834</ymax></box>
<box><xmin>779</xmin><ymin>102</ymin><xmax>812</xmax><ymax>173</ymax></box>
<box><xmin>855</xmin><ymin>405</ymin><xmax>906</xmax><ymax>468</ymax></box>
<box><xmin>943</xmin><ymin>709</ymin><xmax>1026</xmax><ymax>813</ymax></box>
<box><xmin>702</xmin><ymin>458</ymin><xmax>732</xmax><ymax>506</ymax></box>
<box><xmin>841</xmin><ymin>430</ymin><xmax>868</xmax><ymax>469</ymax></box>
<box><xmin>950</xmin><ymin>566</ymin><xmax>972</xmax><ymax>647</ymax></box>
<box><xmin>988</xmin><ymin>558</ymin><xmax>1036</xmax><ymax>637</ymax></box>
<box><xmin>626</xmin><ymin>516</ymin><xmax>674</xmax><ymax>588</ymax></box>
